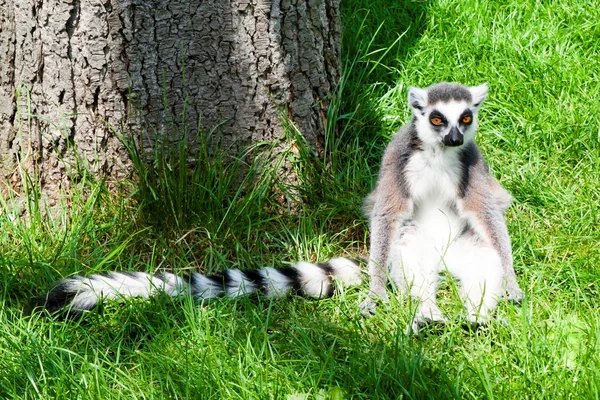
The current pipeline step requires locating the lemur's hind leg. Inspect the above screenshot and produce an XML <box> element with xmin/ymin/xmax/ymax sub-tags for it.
<box><xmin>389</xmin><ymin>227</ymin><xmax>446</xmax><ymax>334</ymax></box>
<box><xmin>444</xmin><ymin>238</ymin><xmax>504</xmax><ymax>326</ymax></box>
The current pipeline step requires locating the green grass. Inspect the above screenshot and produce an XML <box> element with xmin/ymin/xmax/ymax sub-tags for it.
<box><xmin>2</xmin><ymin>0</ymin><xmax>600</xmax><ymax>398</ymax></box>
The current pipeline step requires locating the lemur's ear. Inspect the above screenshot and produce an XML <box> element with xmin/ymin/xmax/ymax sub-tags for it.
<box><xmin>470</xmin><ymin>83</ymin><xmax>488</xmax><ymax>110</ymax></box>
<box><xmin>408</xmin><ymin>87</ymin><xmax>428</xmax><ymax>115</ymax></box>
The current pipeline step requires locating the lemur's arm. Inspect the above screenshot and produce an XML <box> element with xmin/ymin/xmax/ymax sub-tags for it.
<box><xmin>465</xmin><ymin>167</ymin><xmax>523</xmax><ymax>302</ymax></box>
<box><xmin>488</xmin><ymin>175</ymin><xmax>513</xmax><ymax>213</ymax></box>
<box><xmin>360</xmin><ymin>143</ymin><xmax>413</xmax><ymax>315</ymax></box>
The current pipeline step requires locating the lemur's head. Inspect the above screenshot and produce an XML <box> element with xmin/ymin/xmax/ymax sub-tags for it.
<box><xmin>408</xmin><ymin>82</ymin><xmax>488</xmax><ymax>148</ymax></box>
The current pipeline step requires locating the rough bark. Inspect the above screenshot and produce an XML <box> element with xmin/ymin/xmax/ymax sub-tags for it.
<box><xmin>0</xmin><ymin>0</ymin><xmax>341</xmax><ymax>198</ymax></box>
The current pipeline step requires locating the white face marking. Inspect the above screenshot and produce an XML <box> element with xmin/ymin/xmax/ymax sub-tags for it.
<box><xmin>414</xmin><ymin>100</ymin><xmax>478</xmax><ymax>147</ymax></box>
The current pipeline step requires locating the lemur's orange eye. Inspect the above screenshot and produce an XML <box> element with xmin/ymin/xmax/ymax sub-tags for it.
<box><xmin>462</xmin><ymin>115</ymin><xmax>472</xmax><ymax>124</ymax></box>
<box><xmin>431</xmin><ymin>117</ymin><xmax>443</xmax><ymax>126</ymax></box>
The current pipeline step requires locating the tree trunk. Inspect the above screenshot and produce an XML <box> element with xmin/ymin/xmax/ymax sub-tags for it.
<box><xmin>0</xmin><ymin>0</ymin><xmax>340</xmax><ymax>198</ymax></box>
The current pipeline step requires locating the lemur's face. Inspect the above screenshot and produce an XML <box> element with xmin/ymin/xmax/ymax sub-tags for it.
<box><xmin>408</xmin><ymin>83</ymin><xmax>488</xmax><ymax>148</ymax></box>
<box><xmin>424</xmin><ymin>100</ymin><xmax>474</xmax><ymax>147</ymax></box>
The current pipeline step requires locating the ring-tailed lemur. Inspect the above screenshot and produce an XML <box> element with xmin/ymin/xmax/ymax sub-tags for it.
<box><xmin>33</xmin><ymin>82</ymin><xmax>521</xmax><ymax>335</ymax></box>
<box><xmin>33</xmin><ymin>258</ymin><xmax>363</xmax><ymax>316</ymax></box>
<box><xmin>359</xmin><ymin>82</ymin><xmax>523</xmax><ymax>333</ymax></box>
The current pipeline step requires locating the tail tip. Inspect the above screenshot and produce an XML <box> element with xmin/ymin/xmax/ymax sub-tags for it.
<box><xmin>29</xmin><ymin>278</ymin><xmax>92</xmax><ymax>316</ymax></box>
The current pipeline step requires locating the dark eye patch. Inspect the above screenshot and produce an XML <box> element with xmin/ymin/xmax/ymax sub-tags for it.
<box><xmin>429</xmin><ymin>111</ymin><xmax>446</xmax><ymax>126</ymax></box>
<box><xmin>460</xmin><ymin>110</ymin><xmax>473</xmax><ymax>125</ymax></box>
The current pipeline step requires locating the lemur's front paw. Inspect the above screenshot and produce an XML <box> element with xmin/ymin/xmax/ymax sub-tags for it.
<box><xmin>406</xmin><ymin>316</ymin><xmax>427</xmax><ymax>335</ymax></box>
<box><xmin>359</xmin><ymin>292</ymin><xmax>389</xmax><ymax>318</ymax></box>
<box><xmin>359</xmin><ymin>299</ymin><xmax>377</xmax><ymax>317</ymax></box>
<box><xmin>504</xmin><ymin>284</ymin><xmax>524</xmax><ymax>304</ymax></box>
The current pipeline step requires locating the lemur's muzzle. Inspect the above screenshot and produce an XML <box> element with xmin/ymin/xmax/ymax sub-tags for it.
<box><xmin>443</xmin><ymin>127</ymin><xmax>463</xmax><ymax>147</ymax></box>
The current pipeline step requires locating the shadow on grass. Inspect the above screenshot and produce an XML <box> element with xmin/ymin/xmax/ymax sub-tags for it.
<box><xmin>342</xmin><ymin>0</ymin><xmax>429</xmax><ymax>74</ymax></box>
<box><xmin>340</xmin><ymin>0</ymin><xmax>429</xmax><ymax>146</ymax></box>
<box><xmin>21</xmin><ymin>294</ymin><xmax>459</xmax><ymax>399</ymax></box>
<box><xmin>116</xmin><ymin>0</ymin><xmax>432</xmax><ymax>248</ymax></box>
<box><xmin>91</xmin><ymin>3</ymin><xmax>438</xmax><ymax>395</ymax></box>
<box><xmin>2</xmin><ymin>2</ymin><xmax>452</xmax><ymax>397</ymax></box>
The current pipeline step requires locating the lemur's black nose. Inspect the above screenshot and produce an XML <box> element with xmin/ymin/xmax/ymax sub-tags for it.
<box><xmin>443</xmin><ymin>127</ymin><xmax>463</xmax><ymax>147</ymax></box>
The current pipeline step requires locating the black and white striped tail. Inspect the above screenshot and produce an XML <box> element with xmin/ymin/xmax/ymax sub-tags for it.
<box><xmin>33</xmin><ymin>258</ymin><xmax>363</xmax><ymax>315</ymax></box>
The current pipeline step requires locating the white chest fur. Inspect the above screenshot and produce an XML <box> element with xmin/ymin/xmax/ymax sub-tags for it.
<box><xmin>404</xmin><ymin>147</ymin><xmax>465</xmax><ymax>251</ymax></box>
